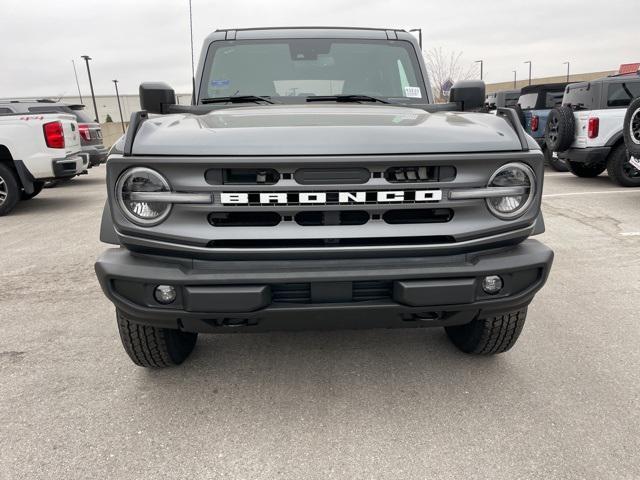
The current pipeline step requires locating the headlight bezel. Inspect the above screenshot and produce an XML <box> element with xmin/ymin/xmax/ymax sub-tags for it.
<box><xmin>485</xmin><ymin>162</ymin><xmax>536</xmax><ymax>220</ymax></box>
<box><xmin>115</xmin><ymin>167</ymin><xmax>172</xmax><ymax>226</ymax></box>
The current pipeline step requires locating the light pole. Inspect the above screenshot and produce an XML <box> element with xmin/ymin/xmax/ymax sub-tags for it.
<box><xmin>81</xmin><ymin>55</ymin><xmax>99</xmax><ymax>122</ymax></box>
<box><xmin>475</xmin><ymin>60</ymin><xmax>483</xmax><ymax>80</ymax></box>
<box><xmin>72</xmin><ymin>60</ymin><xmax>83</xmax><ymax>103</ymax></box>
<box><xmin>524</xmin><ymin>61</ymin><xmax>532</xmax><ymax>85</ymax></box>
<box><xmin>513</xmin><ymin>70</ymin><xmax>517</xmax><ymax>88</ymax></box>
<box><xmin>563</xmin><ymin>61</ymin><xmax>570</xmax><ymax>82</ymax></box>
<box><xmin>112</xmin><ymin>80</ymin><xmax>125</xmax><ymax>134</ymax></box>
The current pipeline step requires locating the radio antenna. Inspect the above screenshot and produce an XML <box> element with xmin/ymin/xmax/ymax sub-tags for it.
<box><xmin>189</xmin><ymin>0</ymin><xmax>195</xmax><ymax>102</ymax></box>
<box><xmin>72</xmin><ymin>59</ymin><xmax>83</xmax><ymax>103</ymax></box>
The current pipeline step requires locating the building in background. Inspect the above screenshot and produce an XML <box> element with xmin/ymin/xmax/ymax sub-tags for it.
<box><xmin>485</xmin><ymin>70</ymin><xmax>617</xmax><ymax>94</ymax></box>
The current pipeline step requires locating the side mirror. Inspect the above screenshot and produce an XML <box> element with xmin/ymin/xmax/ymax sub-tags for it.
<box><xmin>449</xmin><ymin>80</ymin><xmax>486</xmax><ymax>111</ymax></box>
<box><xmin>139</xmin><ymin>82</ymin><xmax>176</xmax><ymax>114</ymax></box>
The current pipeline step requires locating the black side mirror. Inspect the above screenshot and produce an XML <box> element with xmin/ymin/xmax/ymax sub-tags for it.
<box><xmin>450</xmin><ymin>80</ymin><xmax>486</xmax><ymax>111</ymax></box>
<box><xmin>139</xmin><ymin>82</ymin><xmax>176</xmax><ymax>114</ymax></box>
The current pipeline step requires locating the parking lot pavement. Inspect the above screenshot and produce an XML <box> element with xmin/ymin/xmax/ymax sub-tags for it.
<box><xmin>1</xmin><ymin>167</ymin><xmax>639</xmax><ymax>480</ymax></box>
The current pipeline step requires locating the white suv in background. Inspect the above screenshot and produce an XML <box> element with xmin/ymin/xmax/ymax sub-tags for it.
<box><xmin>545</xmin><ymin>72</ymin><xmax>640</xmax><ymax>186</ymax></box>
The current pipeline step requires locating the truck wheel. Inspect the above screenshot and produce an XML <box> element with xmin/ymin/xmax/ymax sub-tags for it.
<box><xmin>0</xmin><ymin>163</ymin><xmax>20</xmax><ymax>216</ymax></box>
<box><xmin>545</xmin><ymin>106</ymin><xmax>575</xmax><ymax>152</ymax></box>
<box><xmin>21</xmin><ymin>181</ymin><xmax>45</xmax><ymax>200</ymax></box>
<box><xmin>567</xmin><ymin>160</ymin><xmax>606</xmax><ymax>178</ymax></box>
<box><xmin>623</xmin><ymin>97</ymin><xmax>640</xmax><ymax>157</ymax></box>
<box><xmin>445</xmin><ymin>308</ymin><xmax>527</xmax><ymax>354</ymax></box>
<box><xmin>606</xmin><ymin>144</ymin><xmax>640</xmax><ymax>187</ymax></box>
<box><xmin>544</xmin><ymin>146</ymin><xmax>569</xmax><ymax>172</ymax></box>
<box><xmin>116</xmin><ymin>310</ymin><xmax>198</xmax><ymax>368</ymax></box>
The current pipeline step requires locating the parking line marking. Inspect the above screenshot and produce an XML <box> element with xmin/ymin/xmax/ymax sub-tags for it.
<box><xmin>543</xmin><ymin>190</ymin><xmax>640</xmax><ymax>198</ymax></box>
<box><xmin>620</xmin><ymin>232</ymin><xmax>640</xmax><ymax>236</ymax></box>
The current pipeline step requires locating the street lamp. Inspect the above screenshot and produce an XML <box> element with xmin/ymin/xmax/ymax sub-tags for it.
<box><xmin>524</xmin><ymin>61</ymin><xmax>532</xmax><ymax>85</ymax></box>
<box><xmin>112</xmin><ymin>80</ymin><xmax>125</xmax><ymax>134</ymax></box>
<box><xmin>513</xmin><ymin>70</ymin><xmax>517</xmax><ymax>88</ymax></box>
<box><xmin>563</xmin><ymin>61</ymin><xmax>570</xmax><ymax>82</ymax></box>
<box><xmin>81</xmin><ymin>55</ymin><xmax>99</xmax><ymax>123</ymax></box>
<box><xmin>475</xmin><ymin>60</ymin><xmax>483</xmax><ymax>80</ymax></box>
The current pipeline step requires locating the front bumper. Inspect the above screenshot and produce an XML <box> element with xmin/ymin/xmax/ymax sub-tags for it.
<box><xmin>95</xmin><ymin>240</ymin><xmax>553</xmax><ymax>333</ymax></box>
<box><xmin>559</xmin><ymin>146</ymin><xmax>610</xmax><ymax>164</ymax></box>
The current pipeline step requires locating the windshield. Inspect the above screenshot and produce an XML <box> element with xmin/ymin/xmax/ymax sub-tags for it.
<box><xmin>199</xmin><ymin>39</ymin><xmax>426</xmax><ymax>103</ymax></box>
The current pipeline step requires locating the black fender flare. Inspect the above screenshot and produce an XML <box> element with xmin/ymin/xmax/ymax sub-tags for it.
<box><xmin>100</xmin><ymin>201</ymin><xmax>120</xmax><ymax>245</ymax></box>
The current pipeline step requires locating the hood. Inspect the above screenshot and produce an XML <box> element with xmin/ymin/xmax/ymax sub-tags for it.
<box><xmin>131</xmin><ymin>104</ymin><xmax>522</xmax><ymax>156</ymax></box>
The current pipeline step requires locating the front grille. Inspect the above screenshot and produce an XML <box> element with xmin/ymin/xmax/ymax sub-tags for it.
<box><xmin>385</xmin><ymin>166</ymin><xmax>456</xmax><ymax>183</ymax></box>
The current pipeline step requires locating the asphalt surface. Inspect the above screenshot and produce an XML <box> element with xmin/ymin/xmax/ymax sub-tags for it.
<box><xmin>1</xmin><ymin>167</ymin><xmax>639</xmax><ymax>479</ymax></box>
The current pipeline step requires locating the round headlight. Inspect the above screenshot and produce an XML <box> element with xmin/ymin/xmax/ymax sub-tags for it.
<box><xmin>486</xmin><ymin>162</ymin><xmax>536</xmax><ymax>219</ymax></box>
<box><xmin>116</xmin><ymin>167</ymin><xmax>171</xmax><ymax>226</ymax></box>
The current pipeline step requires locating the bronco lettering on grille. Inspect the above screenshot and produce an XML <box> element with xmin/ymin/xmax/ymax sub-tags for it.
<box><xmin>220</xmin><ymin>190</ymin><xmax>443</xmax><ymax>205</ymax></box>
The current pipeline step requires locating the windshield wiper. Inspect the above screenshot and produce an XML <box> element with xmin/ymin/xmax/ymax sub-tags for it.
<box><xmin>306</xmin><ymin>94</ymin><xmax>391</xmax><ymax>104</ymax></box>
<box><xmin>201</xmin><ymin>95</ymin><xmax>278</xmax><ymax>104</ymax></box>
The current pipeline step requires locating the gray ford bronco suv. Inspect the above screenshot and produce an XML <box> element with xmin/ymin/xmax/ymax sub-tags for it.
<box><xmin>95</xmin><ymin>27</ymin><xmax>553</xmax><ymax>368</ymax></box>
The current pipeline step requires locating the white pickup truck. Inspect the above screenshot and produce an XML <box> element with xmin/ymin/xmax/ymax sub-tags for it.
<box><xmin>0</xmin><ymin>112</ymin><xmax>87</xmax><ymax>215</ymax></box>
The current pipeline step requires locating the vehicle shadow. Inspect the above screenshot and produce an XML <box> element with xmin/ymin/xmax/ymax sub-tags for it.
<box><xmin>135</xmin><ymin>327</ymin><xmax>512</xmax><ymax>408</ymax></box>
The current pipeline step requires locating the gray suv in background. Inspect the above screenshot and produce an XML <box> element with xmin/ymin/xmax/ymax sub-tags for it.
<box><xmin>0</xmin><ymin>100</ymin><xmax>108</xmax><ymax>166</ymax></box>
<box><xmin>95</xmin><ymin>27</ymin><xmax>553</xmax><ymax>368</ymax></box>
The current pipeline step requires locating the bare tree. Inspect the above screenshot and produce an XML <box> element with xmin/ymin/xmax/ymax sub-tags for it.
<box><xmin>424</xmin><ymin>48</ymin><xmax>479</xmax><ymax>102</ymax></box>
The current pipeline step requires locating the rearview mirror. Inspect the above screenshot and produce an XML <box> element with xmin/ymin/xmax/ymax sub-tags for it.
<box><xmin>139</xmin><ymin>82</ymin><xmax>176</xmax><ymax>114</ymax></box>
<box><xmin>449</xmin><ymin>80</ymin><xmax>486</xmax><ymax>111</ymax></box>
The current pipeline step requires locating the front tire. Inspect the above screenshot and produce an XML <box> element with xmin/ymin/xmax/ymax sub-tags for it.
<box><xmin>567</xmin><ymin>160</ymin><xmax>606</xmax><ymax>178</ymax></box>
<box><xmin>116</xmin><ymin>310</ymin><xmax>198</xmax><ymax>368</ymax></box>
<box><xmin>0</xmin><ymin>163</ymin><xmax>20</xmax><ymax>216</ymax></box>
<box><xmin>606</xmin><ymin>143</ymin><xmax>640</xmax><ymax>187</ymax></box>
<box><xmin>445</xmin><ymin>308</ymin><xmax>527</xmax><ymax>354</ymax></box>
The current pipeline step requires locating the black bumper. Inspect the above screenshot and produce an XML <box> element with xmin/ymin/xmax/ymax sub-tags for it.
<box><xmin>83</xmin><ymin>145</ymin><xmax>109</xmax><ymax>166</ymax></box>
<box><xmin>559</xmin><ymin>146</ymin><xmax>610</xmax><ymax>164</ymax></box>
<box><xmin>95</xmin><ymin>240</ymin><xmax>553</xmax><ymax>333</ymax></box>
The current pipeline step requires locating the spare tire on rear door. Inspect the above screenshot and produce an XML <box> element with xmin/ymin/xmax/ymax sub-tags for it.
<box><xmin>545</xmin><ymin>106</ymin><xmax>575</xmax><ymax>152</ymax></box>
<box><xmin>623</xmin><ymin>97</ymin><xmax>640</xmax><ymax>158</ymax></box>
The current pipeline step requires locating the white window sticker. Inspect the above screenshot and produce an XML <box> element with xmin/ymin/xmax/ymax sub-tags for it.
<box><xmin>404</xmin><ymin>86</ymin><xmax>422</xmax><ymax>98</ymax></box>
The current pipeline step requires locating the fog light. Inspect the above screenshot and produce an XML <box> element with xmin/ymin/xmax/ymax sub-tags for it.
<box><xmin>482</xmin><ymin>275</ymin><xmax>503</xmax><ymax>295</ymax></box>
<box><xmin>154</xmin><ymin>285</ymin><xmax>176</xmax><ymax>304</ymax></box>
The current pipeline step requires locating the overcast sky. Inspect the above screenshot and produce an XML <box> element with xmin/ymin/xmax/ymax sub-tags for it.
<box><xmin>1</xmin><ymin>0</ymin><xmax>638</xmax><ymax>97</ymax></box>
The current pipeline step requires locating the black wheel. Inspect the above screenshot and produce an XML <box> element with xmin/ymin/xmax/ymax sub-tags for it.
<box><xmin>567</xmin><ymin>160</ymin><xmax>606</xmax><ymax>178</ymax></box>
<box><xmin>445</xmin><ymin>308</ymin><xmax>527</xmax><ymax>354</ymax></box>
<box><xmin>543</xmin><ymin>145</ymin><xmax>569</xmax><ymax>172</ymax></box>
<box><xmin>20</xmin><ymin>181</ymin><xmax>45</xmax><ymax>200</ymax></box>
<box><xmin>623</xmin><ymin>97</ymin><xmax>640</xmax><ymax>157</ymax></box>
<box><xmin>116</xmin><ymin>310</ymin><xmax>198</xmax><ymax>368</ymax></box>
<box><xmin>545</xmin><ymin>106</ymin><xmax>575</xmax><ymax>152</ymax></box>
<box><xmin>513</xmin><ymin>104</ymin><xmax>526</xmax><ymax>127</ymax></box>
<box><xmin>606</xmin><ymin>143</ymin><xmax>640</xmax><ymax>187</ymax></box>
<box><xmin>0</xmin><ymin>163</ymin><xmax>20</xmax><ymax>216</ymax></box>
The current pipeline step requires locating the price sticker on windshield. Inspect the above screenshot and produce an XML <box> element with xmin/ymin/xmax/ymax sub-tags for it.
<box><xmin>404</xmin><ymin>86</ymin><xmax>422</xmax><ymax>98</ymax></box>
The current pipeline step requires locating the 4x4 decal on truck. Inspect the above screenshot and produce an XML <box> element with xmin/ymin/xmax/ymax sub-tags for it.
<box><xmin>220</xmin><ymin>190</ymin><xmax>443</xmax><ymax>205</ymax></box>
